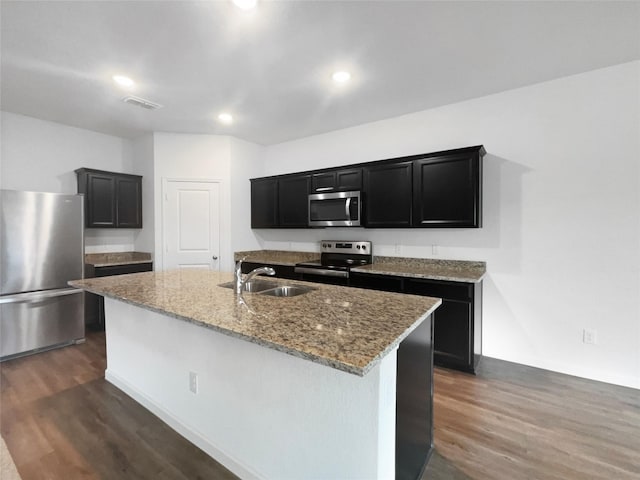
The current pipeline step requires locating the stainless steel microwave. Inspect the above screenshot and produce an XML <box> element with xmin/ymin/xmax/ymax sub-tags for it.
<box><xmin>308</xmin><ymin>191</ymin><xmax>361</xmax><ymax>227</ymax></box>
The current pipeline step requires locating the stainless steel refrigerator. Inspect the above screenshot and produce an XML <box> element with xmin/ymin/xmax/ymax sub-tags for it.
<box><xmin>0</xmin><ymin>190</ymin><xmax>85</xmax><ymax>360</ymax></box>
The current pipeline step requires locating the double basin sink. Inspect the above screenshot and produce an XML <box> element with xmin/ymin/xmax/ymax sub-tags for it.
<box><xmin>219</xmin><ymin>279</ymin><xmax>316</xmax><ymax>297</ymax></box>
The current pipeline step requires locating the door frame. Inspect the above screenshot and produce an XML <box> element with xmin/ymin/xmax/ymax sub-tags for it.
<box><xmin>161</xmin><ymin>178</ymin><xmax>224</xmax><ymax>272</ymax></box>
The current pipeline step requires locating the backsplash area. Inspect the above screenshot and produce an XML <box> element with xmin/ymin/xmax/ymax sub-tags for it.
<box><xmin>84</xmin><ymin>229</ymin><xmax>136</xmax><ymax>254</ymax></box>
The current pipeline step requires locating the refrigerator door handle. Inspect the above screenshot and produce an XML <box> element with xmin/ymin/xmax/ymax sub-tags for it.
<box><xmin>0</xmin><ymin>288</ymin><xmax>83</xmax><ymax>305</ymax></box>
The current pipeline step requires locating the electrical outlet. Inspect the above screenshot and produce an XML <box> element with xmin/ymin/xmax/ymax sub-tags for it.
<box><xmin>189</xmin><ymin>371</ymin><xmax>198</xmax><ymax>394</ymax></box>
<box><xmin>583</xmin><ymin>329</ymin><xmax>597</xmax><ymax>345</ymax></box>
<box><xmin>395</xmin><ymin>244</ymin><xmax>402</xmax><ymax>255</ymax></box>
<box><xmin>432</xmin><ymin>245</ymin><xmax>439</xmax><ymax>255</ymax></box>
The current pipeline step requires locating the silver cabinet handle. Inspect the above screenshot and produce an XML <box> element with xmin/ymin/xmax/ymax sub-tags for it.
<box><xmin>212</xmin><ymin>256</ymin><xmax>218</xmax><ymax>260</ymax></box>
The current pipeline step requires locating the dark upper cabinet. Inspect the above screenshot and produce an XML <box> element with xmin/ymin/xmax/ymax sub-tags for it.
<box><xmin>278</xmin><ymin>174</ymin><xmax>310</xmax><ymax>227</ymax></box>
<box><xmin>363</xmin><ymin>161</ymin><xmax>413</xmax><ymax>227</ymax></box>
<box><xmin>311</xmin><ymin>168</ymin><xmax>362</xmax><ymax>193</ymax></box>
<box><xmin>250</xmin><ymin>177</ymin><xmax>279</xmax><ymax>228</ymax></box>
<box><xmin>413</xmin><ymin>149</ymin><xmax>482</xmax><ymax>228</ymax></box>
<box><xmin>250</xmin><ymin>145</ymin><xmax>484</xmax><ymax>230</ymax></box>
<box><xmin>75</xmin><ymin>168</ymin><xmax>142</xmax><ymax>228</ymax></box>
<box><xmin>116</xmin><ymin>176</ymin><xmax>142</xmax><ymax>228</ymax></box>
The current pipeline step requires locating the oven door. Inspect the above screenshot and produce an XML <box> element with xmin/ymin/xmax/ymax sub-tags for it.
<box><xmin>308</xmin><ymin>191</ymin><xmax>361</xmax><ymax>227</ymax></box>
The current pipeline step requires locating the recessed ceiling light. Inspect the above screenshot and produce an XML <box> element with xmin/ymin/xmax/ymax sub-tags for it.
<box><xmin>112</xmin><ymin>75</ymin><xmax>135</xmax><ymax>89</ymax></box>
<box><xmin>218</xmin><ymin>113</ymin><xmax>234</xmax><ymax>125</ymax></box>
<box><xmin>332</xmin><ymin>71</ymin><xmax>351</xmax><ymax>84</ymax></box>
<box><xmin>232</xmin><ymin>0</ymin><xmax>257</xmax><ymax>10</ymax></box>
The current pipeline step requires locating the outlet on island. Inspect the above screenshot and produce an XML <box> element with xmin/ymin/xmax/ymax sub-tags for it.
<box><xmin>583</xmin><ymin>329</ymin><xmax>597</xmax><ymax>345</ymax></box>
<box><xmin>189</xmin><ymin>371</ymin><xmax>198</xmax><ymax>394</ymax></box>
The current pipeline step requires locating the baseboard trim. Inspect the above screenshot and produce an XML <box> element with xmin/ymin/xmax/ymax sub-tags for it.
<box><xmin>105</xmin><ymin>369</ymin><xmax>263</xmax><ymax>480</ymax></box>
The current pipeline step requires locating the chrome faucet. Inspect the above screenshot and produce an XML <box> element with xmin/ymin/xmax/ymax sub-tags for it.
<box><xmin>234</xmin><ymin>257</ymin><xmax>275</xmax><ymax>294</ymax></box>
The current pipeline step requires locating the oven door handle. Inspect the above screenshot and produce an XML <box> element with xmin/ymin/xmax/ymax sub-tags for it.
<box><xmin>294</xmin><ymin>267</ymin><xmax>349</xmax><ymax>278</ymax></box>
<box><xmin>345</xmin><ymin>197</ymin><xmax>351</xmax><ymax>219</ymax></box>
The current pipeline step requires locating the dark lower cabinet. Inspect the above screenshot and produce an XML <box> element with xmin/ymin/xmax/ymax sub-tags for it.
<box><xmin>405</xmin><ymin>278</ymin><xmax>481</xmax><ymax>373</ymax></box>
<box><xmin>75</xmin><ymin>168</ymin><xmax>143</xmax><ymax>228</ymax></box>
<box><xmin>396</xmin><ymin>313</ymin><xmax>434</xmax><ymax>480</ymax></box>
<box><xmin>84</xmin><ymin>262</ymin><xmax>153</xmax><ymax>329</ymax></box>
<box><xmin>242</xmin><ymin>262</ymin><xmax>482</xmax><ymax>373</ymax></box>
<box><xmin>351</xmin><ymin>272</ymin><xmax>482</xmax><ymax>374</ymax></box>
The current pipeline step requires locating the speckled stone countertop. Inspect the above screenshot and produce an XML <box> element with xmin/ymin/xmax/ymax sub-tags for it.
<box><xmin>353</xmin><ymin>256</ymin><xmax>486</xmax><ymax>283</ymax></box>
<box><xmin>234</xmin><ymin>250</ymin><xmax>318</xmax><ymax>265</ymax></box>
<box><xmin>69</xmin><ymin>270</ymin><xmax>440</xmax><ymax>376</ymax></box>
<box><xmin>85</xmin><ymin>252</ymin><xmax>152</xmax><ymax>267</ymax></box>
<box><xmin>234</xmin><ymin>250</ymin><xmax>486</xmax><ymax>283</ymax></box>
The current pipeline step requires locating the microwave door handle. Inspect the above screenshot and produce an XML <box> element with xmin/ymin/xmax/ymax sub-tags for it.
<box><xmin>345</xmin><ymin>197</ymin><xmax>351</xmax><ymax>218</ymax></box>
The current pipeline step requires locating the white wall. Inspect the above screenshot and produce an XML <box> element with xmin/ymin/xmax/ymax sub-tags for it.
<box><xmin>255</xmin><ymin>61</ymin><xmax>640</xmax><ymax>389</ymax></box>
<box><xmin>229</xmin><ymin>137</ymin><xmax>264</xmax><ymax>253</ymax></box>
<box><xmin>131</xmin><ymin>134</ymin><xmax>155</xmax><ymax>257</ymax></box>
<box><xmin>0</xmin><ymin>111</ymin><xmax>140</xmax><ymax>252</ymax></box>
<box><xmin>105</xmin><ymin>297</ymin><xmax>396</xmax><ymax>480</ymax></box>
<box><xmin>152</xmin><ymin>133</ymin><xmax>233</xmax><ymax>272</ymax></box>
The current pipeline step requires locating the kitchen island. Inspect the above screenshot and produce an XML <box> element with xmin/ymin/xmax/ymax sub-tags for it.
<box><xmin>70</xmin><ymin>270</ymin><xmax>441</xmax><ymax>480</ymax></box>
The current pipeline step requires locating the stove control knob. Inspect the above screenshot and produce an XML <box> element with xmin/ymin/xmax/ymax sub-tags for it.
<box><xmin>356</xmin><ymin>245</ymin><xmax>361</xmax><ymax>249</ymax></box>
<box><xmin>361</xmin><ymin>245</ymin><xmax>366</xmax><ymax>250</ymax></box>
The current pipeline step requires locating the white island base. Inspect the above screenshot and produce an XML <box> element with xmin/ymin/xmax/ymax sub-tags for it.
<box><xmin>104</xmin><ymin>298</ymin><xmax>401</xmax><ymax>479</ymax></box>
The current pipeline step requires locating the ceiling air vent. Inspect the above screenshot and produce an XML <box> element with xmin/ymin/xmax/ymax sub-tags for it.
<box><xmin>122</xmin><ymin>95</ymin><xmax>163</xmax><ymax>110</ymax></box>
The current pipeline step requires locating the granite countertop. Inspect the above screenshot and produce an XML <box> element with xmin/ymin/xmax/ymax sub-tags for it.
<box><xmin>69</xmin><ymin>270</ymin><xmax>440</xmax><ymax>376</ymax></box>
<box><xmin>234</xmin><ymin>250</ymin><xmax>486</xmax><ymax>283</ymax></box>
<box><xmin>85</xmin><ymin>252</ymin><xmax>152</xmax><ymax>267</ymax></box>
<box><xmin>352</xmin><ymin>256</ymin><xmax>486</xmax><ymax>283</ymax></box>
<box><xmin>234</xmin><ymin>250</ymin><xmax>319</xmax><ymax>266</ymax></box>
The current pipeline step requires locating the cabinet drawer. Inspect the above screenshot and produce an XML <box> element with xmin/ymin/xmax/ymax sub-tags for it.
<box><xmin>404</xmin><ymin>278</ymin><xmax>472</xmax><ymax>302</ymax></box>
<box><xmin>349</xmin><ymin>273</ymin><xmax>404</xmax><ymax>292</ymax></box>
<box><xmin>94</xmin><ymin>262</ymin><xmax>153</xmax><ymax>277</ymax></box>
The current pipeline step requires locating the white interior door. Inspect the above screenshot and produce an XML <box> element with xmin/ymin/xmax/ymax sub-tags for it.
<box><xmin>163</xmin><ymin>180</ymin><xmax>220</xmax><ymax>271</ymax></box>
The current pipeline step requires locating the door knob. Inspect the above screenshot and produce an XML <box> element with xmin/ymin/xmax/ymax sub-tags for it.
<box><xmin>212</xmin><ymin>256</ymin><xmax>218</xmax><ymax>260</ymax></box>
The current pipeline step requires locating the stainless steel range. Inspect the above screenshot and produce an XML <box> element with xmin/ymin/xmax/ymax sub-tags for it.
<box><xmin>295</xmin><ymin>241</ymin><xmax>372</xmax><ymax>284</ymax></box>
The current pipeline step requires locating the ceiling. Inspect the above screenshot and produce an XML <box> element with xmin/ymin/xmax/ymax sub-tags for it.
<box><xmin>2</xmin><ymin>1</ymin><xmax>639</xmax><ymax>146</ymax></box>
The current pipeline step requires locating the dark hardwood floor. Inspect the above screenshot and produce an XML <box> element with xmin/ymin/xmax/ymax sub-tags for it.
<box><xmin>1</xmin><ymin>332</ymin><xmax>639</xmax><ymax>479</ymax></box>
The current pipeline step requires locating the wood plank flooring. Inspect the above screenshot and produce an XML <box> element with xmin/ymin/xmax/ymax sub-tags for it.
<box><xmin>1</xmin><ymin>331</ymin><xmax>639</xmax><ymax>479</ymax></box>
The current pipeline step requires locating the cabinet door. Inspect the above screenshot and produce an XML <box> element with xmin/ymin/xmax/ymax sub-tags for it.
<box><xmin>251</xmin><ymin>178</ymin><xmax>279</xmax><ymax>228</ymax></box>
<box><xmin>278</xmin><ymin>174</ymin><xmax>310</xmax><ymax>227</ymax></box>
<box><xmin>363</xmin><ymin>161</ymin><xmax>412</xmax><ymax>227</ymax></box>
<box><xmin>405</xmin><ymin>278</ymin><xmax>475</xmax><ymax>372</ymax></box>
<box><xmin>86</xmin><ymin>172</ymin><xmax>116</xmax><ymax>227</ymax></box>
<box><xmin>311</xmin><ymin>172</ymin><xmax>337</xmax><ymax>193</ymax></box>
<box><xmin>432</xmin><ymin>300</ymin><xmax>472</xmax><ymax>369</ymax></box>
<box><xmin>312</xmin><ymin>168</ymin><xmax>362</xmax><ymax>193</ymax></box>
<box><xmin>116</xmin><ymin>176</ymin><xmax>142</xmax><ymax>228</ymax></box>
<box><xmin>336</xmin><ymin>168</ymin><xmax>362</xmax><ymax>191</ymax></box>
<box><xmin>413</xmin><ymin>152</ymin><xmax>481</xmax><ymax>227</ymax></box>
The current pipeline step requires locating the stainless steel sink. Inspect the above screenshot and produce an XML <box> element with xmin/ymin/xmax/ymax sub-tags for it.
<box><xmin>218</xmin><ymin>280</ymin><xmax>278</xmax><ymax>292</ymax></box>
<box><xmin>218</xmin><ymin>281</ymin><xmax>316</xmax><ymax>297</ymax></box>
<box><xmin>259</xmin><ymin>285</ymin><xmax>316</xmax><ymax>297</ymax></box>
